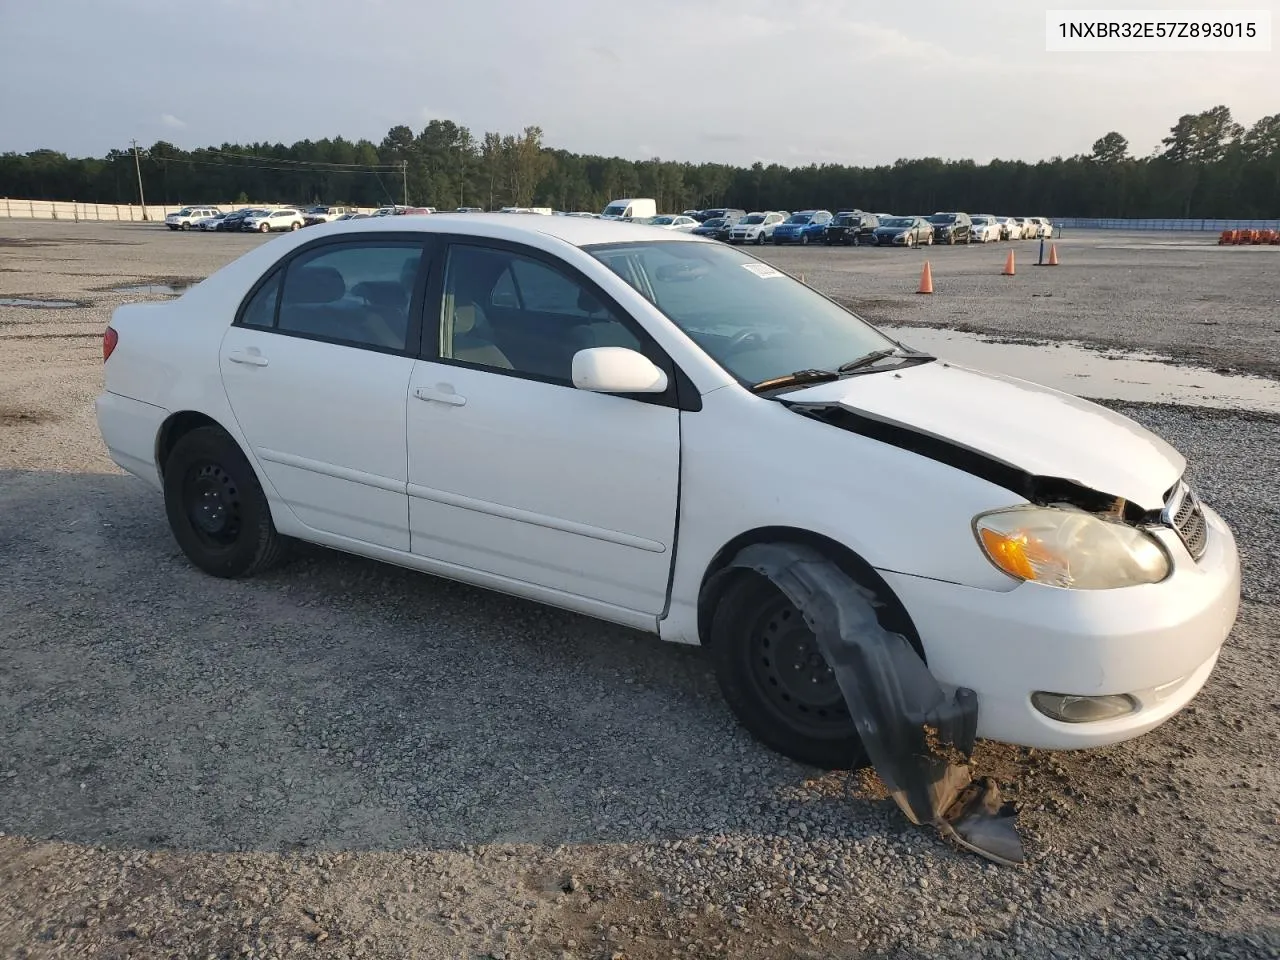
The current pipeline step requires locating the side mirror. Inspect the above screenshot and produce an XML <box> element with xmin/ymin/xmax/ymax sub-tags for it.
<box><xmin>572</xmin><ymin>347</ymin><xmax>669</xmax><ymax>394</ymax></box>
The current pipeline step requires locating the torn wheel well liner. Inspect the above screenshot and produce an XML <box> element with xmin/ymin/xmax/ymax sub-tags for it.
<box><xmin>784</xmin><ymin>401</ymin><xmax>1149</xmax><ymax>522</ymax></box>
<box><xmin>697</xmin><ymin>526</ymin><xmax>925</xmax><ymax>660</ymax></box>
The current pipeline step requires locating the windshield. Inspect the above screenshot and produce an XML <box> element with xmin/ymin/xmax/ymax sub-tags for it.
<box><xmin>603</xmin><ymin>204</ymin><xmax>627</xmax><ymax>217</ymax></box>
<box><xmin>834</xmin><ymin>213</ymin><xmax>860</xmax><ymax>224</ymax></box>
<box><xmin>740</xmin><ymin>215</ymin><xmax>765</xmax><ymax>225</ymax></box>
<box><xmin>880</xmin><ymin>217</ymin><xmax>913</xmax><ymax>228</ymax></box>
<box><xmin>927</xmin><ymin>214</ymin><xmax>956</xmax><ymax>224</ymax></box>
<box><xmin>701</xmin><ymin>218</ymin><xmax>726</xmax><ymax>228</ymax></box>
<box><xmin>650</xmin><ymin>216</ymin><xmax>674</xmax><ymax>224</ymax></box>
<box><xmin>585</xmin><ymin>240</ymin><xmax>896</xmax><ymax>388</ymax></box>
<box><xmin>785</xmin><ymin>213</ymin><xmax>813</xmax><ymax>224</ymax></box>
<box><xmin>971</xmin><ymin>217</ymin><xmax>989</xmax><ymax>225</ymax></box>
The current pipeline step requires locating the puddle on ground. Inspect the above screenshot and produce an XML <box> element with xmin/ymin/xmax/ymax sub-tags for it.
<box><xmin>111</xmin><ymin>281</ymin><xmax>193</xmax><ymax>296</ymax></box>
<box><xmin>0</xmin><ymin>297</ymin><xmax>80</xmax><ymax>309</ymax></box>
<box><xmin>880</xmin><ymin>326</ymin><xmax>1280</xmax><ymax>414</ymax></box>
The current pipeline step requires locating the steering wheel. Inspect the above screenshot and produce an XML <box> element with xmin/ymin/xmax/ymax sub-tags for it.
<box><xmin>727</xmin><ymin>329</ymin><xmax>764</xmax><ymax>352</ymax></box>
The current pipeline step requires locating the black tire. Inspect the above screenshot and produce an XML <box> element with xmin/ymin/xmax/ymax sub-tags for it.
<box><xmin>163</xmin><ymin>425</ymin><xmax>286</xmax><ymax>578</ymax></box>
<box><xmin>800</xmin><ymin>233</ymin><xmax>810</xmax><ymax>245</ymax></box>
<box><xmin>711</xmin><ymin>572</ymin><xmax>868</xmax><ymax>770</ymax></box>
<box><xmin>181</xmin><ymin>222</ymin><xmax>191</xmax><ymax>231</ymax></box>
<box><xmin>755</xmin><ymin>233</ymin><xmax>766</xmax><ymax>245</ymax></box>
<box><xmin>290</xmin><ymin>221</ymin><xmax>300</xmax><ymax>231</ymax></box>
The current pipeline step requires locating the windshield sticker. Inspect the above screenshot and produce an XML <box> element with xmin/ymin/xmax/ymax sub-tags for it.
<box><xmin>742</xmin><ymin>262</ymin><xmax>783</xmax><ymax>279</ymax></box>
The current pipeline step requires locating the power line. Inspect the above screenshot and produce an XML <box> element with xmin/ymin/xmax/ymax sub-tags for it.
<box><xmin>195</xmin><ymin>148</ymin><xmax>403</xmax><ymax>170</ymax></box>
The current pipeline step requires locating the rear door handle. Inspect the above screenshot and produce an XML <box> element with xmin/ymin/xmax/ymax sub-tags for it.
<box><xmin>227</xmin><ymin>350</ymin><xmax>269</xmax><ymax>367</ymax></box>
<box><xmin>414</xmin><ymin>385</ymin><xmax>466</xmax><ymax>406</ymax></box>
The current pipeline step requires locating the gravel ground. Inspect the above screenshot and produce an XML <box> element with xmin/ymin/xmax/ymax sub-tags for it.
<box><xmin>1</xmin><ymin>221</ymin><xmax>1278</xmax><ymax>959</ymax></box>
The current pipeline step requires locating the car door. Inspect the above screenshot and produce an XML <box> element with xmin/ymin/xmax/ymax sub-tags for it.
<box><xmin>219</xmin><ymin>234</ymin><xmax>429</xmax><ymax>550</ymax></box>
<box><xmin>405</xmin><ymin>238</ymin><xmax>681</xmax><ymax>616</ymax></box>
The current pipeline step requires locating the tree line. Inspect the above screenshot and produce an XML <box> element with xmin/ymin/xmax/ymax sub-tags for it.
<box><xmin>1</xmin><ymin>105</ymin><xmax>1277</xmax><ymax>218</ymax></box>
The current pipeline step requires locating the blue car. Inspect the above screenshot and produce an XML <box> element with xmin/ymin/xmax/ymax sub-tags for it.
<box><xmin>769</xmin><ymin>209</ymin><xmax>833</xmax><ymax>245</ymax></box>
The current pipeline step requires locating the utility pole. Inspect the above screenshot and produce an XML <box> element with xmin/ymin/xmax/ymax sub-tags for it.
<box><xmin>131</xmin><ymin>139</ymin><xmax>148</xmax><ymax>220</ymax></box>
<box><xmin>401</xmin><ymin>160</ymin><xmax>408</xmax><ymax>207</ymax></box>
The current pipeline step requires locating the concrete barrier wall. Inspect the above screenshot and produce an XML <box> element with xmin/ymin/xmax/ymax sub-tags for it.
<box><xmin>0</xmin><ymin>198</ymin><xmax>379</xmax><ymax>221</ymax></box>
<box><xmin>1055</xmin><ymin>217</ymin><xmax>1280</xmax><ymax>232</ymax></box>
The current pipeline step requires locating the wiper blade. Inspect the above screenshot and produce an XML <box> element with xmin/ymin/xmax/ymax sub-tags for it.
<box><xmin>751</xmin><ymin>368</ymin><xmax>840</xmax><ymax>393</ymax></box>
<box><xmin>837</xmin><ymin>348</ymin><xmax>899</xmax><ymax>372</ymax></box>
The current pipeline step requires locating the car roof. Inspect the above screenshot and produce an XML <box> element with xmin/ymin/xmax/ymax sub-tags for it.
<box><xmin>300</xmin><ymin>211</ymin><xmax>712</xmax><ymax>248</ymax></box>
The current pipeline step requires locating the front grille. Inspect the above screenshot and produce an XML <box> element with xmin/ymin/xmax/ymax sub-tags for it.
<box><xmin>1164</xmin><ymin>483</ymin><xmax>1208</xmax><ymax>560</ymax></box>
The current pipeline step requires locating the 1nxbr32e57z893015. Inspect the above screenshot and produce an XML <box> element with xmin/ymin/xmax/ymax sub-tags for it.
<box><xmin>95</xmin><ymin>214</ymin><xmax>1241</xmax><ymax>770</ymax></box>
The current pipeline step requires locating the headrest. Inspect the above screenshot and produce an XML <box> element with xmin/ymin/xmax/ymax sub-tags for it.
<box><xmin>285</xmin><ymin>266</ymin><xmax>345</xmax><ymax>304</ymax></box>
<box><xmin>454</xmin><ymin>303</ymin><xmax>478</xmax><ymax>335</ymax></box>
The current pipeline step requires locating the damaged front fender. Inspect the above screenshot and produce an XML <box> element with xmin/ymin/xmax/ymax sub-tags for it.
<box><xmin>722</xmin><ymin>542</ymin><xmax>1025</xmax><ymax>866</ymax></box>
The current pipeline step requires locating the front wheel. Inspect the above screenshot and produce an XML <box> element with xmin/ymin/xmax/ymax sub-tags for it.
<box><xmin>259</xmin><ymin>222</ymin><xmax>270</xmax><ymax>233</ymax></box>
<box><xmin>711</xmin><ymin>573</ymin><xmax>867</xmax><ymax>769</ymax></box>
<box><xmin>163</xmin><ymin>426</ymin><xmax>287</xmax><ymax>578</ymax></box>
<box><xmin>755</xmin><ymin>233</ymin><xmax>766</xmax><ymax>245</ymax></box>
<box><xmin>290</xmin><ymin>221</ymin><xmax>300</xmax><ymax>231</ymax></box>
<box><xmin>180</xmin><ymin>222</ymin><xmax>191</xmax><ymax>231</ymax></box>
<box><xmin>799</xmin><ymin>233</ymin><xmax>809</xmax><ymax>246</ymax></box>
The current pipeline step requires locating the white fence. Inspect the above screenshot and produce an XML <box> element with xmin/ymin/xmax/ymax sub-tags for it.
<box><xmin>1055</xmin><ymin>217</ymin><xmax>1280</xmax><ymax>232</ymax></box>
<box><xmin>0</xmin><ymin>198</ymin><xmax>378</xmax><ymax>222</ymax></box>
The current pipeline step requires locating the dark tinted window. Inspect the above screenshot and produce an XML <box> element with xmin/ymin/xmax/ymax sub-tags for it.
<box><xmin>440</xmin><ymin>244</ymin><xmax>642</xmax><ymax>381</ymax></box>
<box><xmin>242</xmin><ymin>269</ymin><xmax>281</xmax><ymax>328</ymax></box>
<box><xmin>274</xmin><ymin>242</ymin><xmax>423</xmax><ymax>350</ymax></box>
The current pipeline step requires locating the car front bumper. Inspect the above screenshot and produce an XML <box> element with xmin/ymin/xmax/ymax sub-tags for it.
<box><xmin>879</xmin><ymin>504</ymin><xmax>1240</xmax><ymax>750</ymax></box>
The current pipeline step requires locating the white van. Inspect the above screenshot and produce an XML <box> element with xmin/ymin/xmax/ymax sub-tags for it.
<box><xmin>601</xmin><ymin>198</ymin><xmax>657</xmax><ymax>221</ymax></box>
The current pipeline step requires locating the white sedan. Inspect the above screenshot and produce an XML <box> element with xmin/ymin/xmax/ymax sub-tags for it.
<box><xmin>647</xmin><ymin>215</ymin><xmax>700</xmax><ymax>232</ymax></box>
<box><xmin>243</xmin><ymin>208</ymin><xmax>305</xmax><ymax>233</ymax></box>
<box><xmin>970</xmin><ymin>216</ymin><xmax>1002</xmax><ymax>243</ymax></box>
<box><xmin>96</xmin><ymin>214</ymin><xmax>1239</xmax><ymax>769</ymax></box>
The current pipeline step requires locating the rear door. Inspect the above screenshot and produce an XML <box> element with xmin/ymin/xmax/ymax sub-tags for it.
<box><xmin>404</xmin><ymin>238</ymin><xmax>681</xmax><ymax>615</ymax></box>
<box><xmin>219</xmin><ymin>234</ymin><xmax>430</xmax><ymax>550</ymax></box>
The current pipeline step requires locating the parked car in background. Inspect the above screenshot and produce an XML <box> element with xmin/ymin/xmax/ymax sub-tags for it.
<box><xmin>243</xmin><ymin>208</ymin><xmax>305</xmax><ymax>233</ymax></box>
<box><xmin>94</xmin><ymin>213</ymin><xmax>1240</xmax><ymax>772</ymax></box>
<box><xmin>334</xmin><ymin>213</ymin><xmax>369</xmax><ymax>221</ymax></box>
<box><xmin>302</xmin><ymin>205</ymin><xmax>353</xmax><ymax>226</ymax></box>
<box><xmin>698</xmin><ymin>207</ymin><xmax>747</xmax><ymax>225</ymax></box>
<box><xmin>165</xmin><ymin>206</ymin><xmax>221</xmax><ymax>231</ymax></box>
<box><xmin>601</xmin><ymin>198</ymin><xmax>657</xmax><ymax>221</ymax></box>
<box><xmin>927</xmin><ymin>212</ymin><xmax>972</xmax><ymax>245</ymax></box>
<box><xmin>1011</xmin><ymin>217</ymin><xmax>1034</xmax><ymax>239</ymax></box>
<box><xmin>970</xmin><ymin>216</ymin><xmax>1002</xmax><ymax>243</ymax></box>
<box><xmin>456</xmin><ymin>206</ymin><xmax>486</xmax><ymax>213</ymax></box>
<box><xmin>873</xmin><ymin>216</ymin><xmax>933</xmax><ymax>247</ymax></box>
<box><xmin>647</xmin><ymin>215</ymin><xmax>700</xmax><ymax>232</ymax></box>
<box><xmin>197</xmin><ymin>211</ymin><xmax>232</xmax><ymax>231</ymax></box>
<box><xmin>995</xmin><ymin>216</ymin><xmax>1019</xmax><ymax>240</ymax></box>
<box><xmin>824</xmin><ymin>211</ymin><xmax>879</xmax><ymax>246</ymax></box>
<box><xmin>771</xmin><ymin>210</ymin><xmax>834</xmax><ymax>245</ymax></box>
<box><xmin>691</xmin><ymin>216</ymin><xmax>734</xmax><ymax>239</ymax></box>
<box><xmin>218</xmin><ymin>208</ymin><xmax>266</xmax><ymax>232</ymax></box>
<box><xmin>1028</xmin><ymin>217</ymin><xmax>1054</xmax><ymax>239</ymax></box>
<box><xmin>729</xmin><ymin>211</ymin><xmax>787</xmax><ymax>245</ymax></box>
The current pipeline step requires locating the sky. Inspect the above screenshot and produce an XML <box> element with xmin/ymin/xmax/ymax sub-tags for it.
<box><xmin>0</xmin><ymin>0</ymin><xmax>1276</xmax><ymax>167</ymax></box>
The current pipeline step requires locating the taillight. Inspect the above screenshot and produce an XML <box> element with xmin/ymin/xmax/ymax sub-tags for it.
<box><xmin>103</xmin><ymin>326</ymin><xmax>118</xmax><ymax>362</ymax></box>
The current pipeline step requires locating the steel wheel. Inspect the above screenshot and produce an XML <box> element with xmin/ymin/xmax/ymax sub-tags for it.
<box><xmin>182</xmin><ymin>461</ymin><xmax>243</xmax><ymax>549</ymax></box>
<box><xmin>746</xmin><ymin>594</ymin><xmax>850</xmax><ymax>738</ymax></box>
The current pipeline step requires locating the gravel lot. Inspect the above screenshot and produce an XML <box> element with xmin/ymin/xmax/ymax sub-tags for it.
<box><xmin>1</xmin><ymin>221</ymin><xmax>1278</xmax><ymax>959</ymax></box>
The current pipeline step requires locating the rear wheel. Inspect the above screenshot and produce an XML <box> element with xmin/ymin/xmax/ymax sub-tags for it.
<box><xmin>163</xmin><ymin>426</ymin><xmax>286</xmax><ymax>578</ymax></box>
<box><xmin>711</xmin><ymin>573</ymin><xmax>867</xmax><ymax>769</ymax></box>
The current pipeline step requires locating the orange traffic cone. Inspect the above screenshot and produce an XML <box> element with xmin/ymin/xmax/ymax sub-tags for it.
<box><xmin>1046</xmin><ymin>244</ymin><xmax>1059</xmax><ymax>266</ymax></box>
<box><xmin>1002</xmin><ymin>250</ymin><xmax>1016</xmax><ymax>276</ymax></box>
<box><xmin>917</xmin><ymin>261</ymin><xmax>933</xmax><ymax>294</ymax></box>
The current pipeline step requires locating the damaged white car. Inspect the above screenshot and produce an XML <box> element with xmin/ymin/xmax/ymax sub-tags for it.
<box><xmin>96</xmin><ymin>215</ymin><xmax>1241</xmax><ymax>774</ymax></box>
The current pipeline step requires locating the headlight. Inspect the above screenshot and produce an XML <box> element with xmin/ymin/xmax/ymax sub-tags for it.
<box><xmin>973</xmin><ymin>505</ymin><xmax>1170</xmax><ymax>589</ymax></box>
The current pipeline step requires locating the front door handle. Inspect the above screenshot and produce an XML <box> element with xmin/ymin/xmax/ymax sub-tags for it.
<box><xmin>227</xmin><ymin>350</ymin><xmax>269</xmax><ymax>367</ymax></box>
<box><xmin>414</xmin><ymin>385</ymin><xmax>466</xmax><ymax>406</ymax></box>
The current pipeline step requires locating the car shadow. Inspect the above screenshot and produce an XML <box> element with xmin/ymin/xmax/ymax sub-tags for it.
<box><xmin>0</xmin><ymin>468</ymin><xmax>888</xmax><ymax>854</ymax></box>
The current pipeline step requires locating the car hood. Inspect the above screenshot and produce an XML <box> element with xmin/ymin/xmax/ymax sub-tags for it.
<box><xmin>733</xmin><ymin>223</ymin><xmax>762</xmax><ymax>231</ymax></box>
<box><xmin>783</xmin><ymin>360</ymin><xmax>1184</xmax><ymax>511</ymax></box>
<box><xmin>873</xmin><ymin>225</ymin><xmax>909</xmax><ymax>233</ymax></box>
